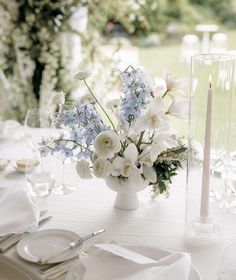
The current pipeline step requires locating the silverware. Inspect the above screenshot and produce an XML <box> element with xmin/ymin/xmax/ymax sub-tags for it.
<box><xmin>46</xmin><ymin>267</ymin><xmax>70</xmax><ymax>280</ymax></box>
<box><xmin>0</xmin><ymin>210</ymin><xmax>47</xmax><ymax>245</ymax></box>
<box><xmin>38</xmin><ymin>229</ymin><xmax>105</xmax><ymax>264</ymax></box>
<box><xmin>40</xmin><ymin>254</ymin><xmax>79</xmax><ymax>274</ymax></box>
<box><xmin>0</xmin><ymin>216</ymin><xmax>52</xmax><ymax>253</ymax></box>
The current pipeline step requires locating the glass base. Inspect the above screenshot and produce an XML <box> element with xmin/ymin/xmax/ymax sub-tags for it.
<box><xmin>185</xmin><ymin>215</ymin><xmax>220</xmax><ymax>246</ymax></box>
<box><xmin>53</xmin><ymin>184</ymin><xmax>75</xmax><ymax>195</ymax></box>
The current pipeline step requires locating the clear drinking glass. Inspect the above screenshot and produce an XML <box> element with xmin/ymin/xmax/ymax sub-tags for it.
<box><xmin>53</xmin><ymin>151</ymin><xmax>75</xmax><ymax>195</ymax></box>
<box><xmin>25</xmin><ymin>159</ymin><xmax>55</xmax><ymax>198</ymax></box>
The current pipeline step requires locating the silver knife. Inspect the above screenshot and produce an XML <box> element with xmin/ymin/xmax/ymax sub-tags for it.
<box><xmin>0</xmin><ymin>209</ymin><xmax>48</xmax><ymax>245</ymax></box>
<box><xmin>38</xmin><ymin>229</ymin><xmax>105</xmax><ymax>264</ymax></box>
<box><xmin>0</xmin><ymin>216</ymin><xmax>52</xmax><ymax>253</ymax></box>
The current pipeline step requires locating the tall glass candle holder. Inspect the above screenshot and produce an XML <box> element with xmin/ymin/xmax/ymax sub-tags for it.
<box><xmin>185</xmin><ymin>54</ymin><xmax>236</xmax><ymax>246</ymax></box>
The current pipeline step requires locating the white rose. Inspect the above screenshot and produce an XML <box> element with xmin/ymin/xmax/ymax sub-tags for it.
<box><xmin>93</xmin><ymin>158</ymin><xmax>112</xmax><ymax>178</ymax></box>
<box><xmin>94</xmin><ymin>131</ymin><xmax>121</xmax><ymax>159</ymax></box>
<box><xmin>76</xmin><ymin>159</ymin><xmax>92</xmax><ymax>179</ymax></box>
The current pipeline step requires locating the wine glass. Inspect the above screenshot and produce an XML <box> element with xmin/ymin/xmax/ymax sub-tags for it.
<box><xmin>24</xmin><ymin>108</ymin><xmax>52</xmax><ymax>155</ymax></box>
<box><xmin>50</xmin><ymin>102</ymin><xmax>76</xmax><ymax>195</ymax></box>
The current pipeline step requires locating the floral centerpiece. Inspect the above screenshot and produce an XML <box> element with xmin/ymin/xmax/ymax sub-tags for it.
<box><xmin>41</xmin><ymin>66</ymin><xmax>188</xmax><ymax>209</ymax></box>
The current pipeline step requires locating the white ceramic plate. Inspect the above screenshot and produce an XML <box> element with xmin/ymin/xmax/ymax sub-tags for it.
<box><xmin>16</xmin><ymin>229</ymin><xmax>81</xmax><ymax>264</ymax></box>
<box><xmin>12</xmin><ymin>162</ymin><xmax>26</xmax><ymax>173</ymax></box>
<box><xmin>66</xmin><ymin>244</ymin><xmax>202</xmax><ymax>280</ymax></box>
<box><xmin>12</xmin><ymin>160</ymin><xmax>39</xmax><ymax>173</ymax></box>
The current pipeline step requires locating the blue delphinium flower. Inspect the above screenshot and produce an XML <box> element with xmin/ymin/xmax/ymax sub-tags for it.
<box><xmin>60</xmin><ymin>109</ymin><xmax>78</xmax><ymax>129</ymax></box>
<box><xmin>75</xmin><ymin>150</ymin><xmax>92</xmax><ymax>160</ymax></box>
<box><xmin>75</xmin><ymin>102</ymin><xmax>110</xmax><ymax>146</ymax></box>
<box><xmin>120</xmin><ymin>68</ymin><xmax>151</xmax><ymax>123</ymax></box>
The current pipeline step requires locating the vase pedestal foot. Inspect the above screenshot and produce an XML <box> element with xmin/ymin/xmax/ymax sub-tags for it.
<box><xmin>114</xmin><ymin>192</ymin><xmax>139</xmax><ymax>210</ymax></box>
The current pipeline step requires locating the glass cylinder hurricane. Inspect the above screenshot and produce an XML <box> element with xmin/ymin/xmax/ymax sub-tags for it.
<box><xmin>185</xmin><ymin>54</ymin><xmax>236</xmax><ymax>246</ymax></box>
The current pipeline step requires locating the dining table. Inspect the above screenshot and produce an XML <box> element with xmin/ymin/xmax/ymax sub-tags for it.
<box><xmin>0</xmin><ymin>125</ymin><xmax>236</xmax><ymax>280</ymax></box>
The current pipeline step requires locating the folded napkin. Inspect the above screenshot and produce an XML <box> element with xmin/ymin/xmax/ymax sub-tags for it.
<box><xmin>71</xmin><ymin>244</ymin><xmax>191</xmax><ymax>280</ymax></box>
<box><xmin>0</xmin><ymin>185</ymin><xmax>40</xmax><ymax>235</ymax></box>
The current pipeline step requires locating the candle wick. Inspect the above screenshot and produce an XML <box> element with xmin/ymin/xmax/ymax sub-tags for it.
<box><xmin>209</xmin><ymin>82</ymin><xmax>212</xmax><ymax>89</ymax></box>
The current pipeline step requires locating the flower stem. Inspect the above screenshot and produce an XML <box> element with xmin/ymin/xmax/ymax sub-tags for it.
<box><xmin>56</xmin><ymin>139</ymin><xmax>93</xmax><ymax>153</ymax></box>
<box><xmin>83</xmin><ymin>80</ymin><xmax>118</xmax><ymax>134</ymax></box>
<box><xmin>137</xmin><ymin>131</ymin><xmax>145</xmax><ymax>148</ymax></box>
<box><xmin>162</xmin><ymin>90</ymin><xmax>169</xmax><ymax>99</ymax></box>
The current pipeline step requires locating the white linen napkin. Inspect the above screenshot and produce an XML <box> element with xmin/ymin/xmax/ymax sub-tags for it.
<box><xmin>219</xmin><ymin>269</ymin><xmax>236</xmax><ymax>280</ymax></box>
<box><xmin>77</xmin><ymin>244</ymin><xmax>191</xmax><ymax>280</ymax></box>
<box><xmin>0</xmin><ymin>185</ymin><xmax>40</xmax><ymax>235</ymax></box>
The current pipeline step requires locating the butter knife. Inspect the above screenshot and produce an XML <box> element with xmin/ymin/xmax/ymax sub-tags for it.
<box><xmin>38</xmin><ymin>229</ymin><xmax>105</xmax><ymax>264</ymax></box>
<box><xmin>0</xmin><ymin>216</ymin><xmax>52</xmax><ymax>253</ymax></box>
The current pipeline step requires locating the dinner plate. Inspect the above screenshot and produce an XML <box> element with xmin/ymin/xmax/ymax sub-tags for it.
<box><xmin>66</xmin><ymin>244</ymin><xmax>202</xmax><ymax>280</ymax></box>
<box><xmin>16</xmin><ymin>229</ymin><xmax>81</xmax><ymax>264</ymax></box>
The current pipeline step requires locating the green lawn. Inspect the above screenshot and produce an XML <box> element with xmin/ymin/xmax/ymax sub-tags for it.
<box><xmin>138</xmin><ymin>29</ymin><xmax>236</xmax><ymax>139</ymax></box>
<box><xmin>139</xmin><ymin>29</ymin><xmax>236</xmax><ymax>77</ymax></box>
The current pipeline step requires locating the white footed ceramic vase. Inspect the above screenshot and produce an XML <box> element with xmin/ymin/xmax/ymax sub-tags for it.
<box><xmin>105</xmin><ymin>175</ymin><xmax>148</xmax><ymax>210</ymax></box>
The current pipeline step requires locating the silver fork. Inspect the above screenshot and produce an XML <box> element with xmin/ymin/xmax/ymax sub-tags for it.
<box><xmin>0</xmin><ymin>210</ymin><xmax>47</xmax><ymax>245</ymax></box>
<box><xmin>0</xmin><ymin>215</ymin><xmax>52</xmax><ymax>253</ymax></box>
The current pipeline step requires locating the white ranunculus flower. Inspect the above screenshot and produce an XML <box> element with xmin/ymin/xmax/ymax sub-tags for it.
<box><xmin>143</xmin><ymin>165</ymin><xmax>157</xmax><ymax>183</ymax></box>
<box><xmin>74</xmin><ymin>71</ymin><xmax>91</xmax><ymax>80</ymax></box>
<box><xmin>76</xmin><ymin>159</ymin><xmax>92</xmax><ymax>179</ymax></box>
<box><xmin>105</xmin><ymin>97</ymin><xmax>120</xmax><ymax>112</ymax></box>
<box><xmin>93</xmin><ymin>158</ymin><xmax>112</xmax><ymax>178</ymax></box>
<box><xmin>50</xmin><ymin>91</ymin><xmax>65</xmax><ymax>107</ymax></box>
<box><xmin>94</xmin><ymin>131</ymin><xmax>121</xmax><ymax>159</ymax></box>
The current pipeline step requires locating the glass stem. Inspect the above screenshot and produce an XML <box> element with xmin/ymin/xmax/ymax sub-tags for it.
<box><xmin>61</xmin><ymin>160</ymin><xmax>65</xmax><ymax>186</ymax></box>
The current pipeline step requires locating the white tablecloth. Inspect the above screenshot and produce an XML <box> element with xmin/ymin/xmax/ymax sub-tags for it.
<box><xmin>0</xmin><ymin>132</ymin><xmax>236</xmax><ymax>280</ymax></box>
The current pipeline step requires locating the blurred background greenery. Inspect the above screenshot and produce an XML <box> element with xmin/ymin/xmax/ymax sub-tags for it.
<box><xmin>0</xmin><ymin>0</ymin><xmax>236</xmax><ymax>127</ymax></box>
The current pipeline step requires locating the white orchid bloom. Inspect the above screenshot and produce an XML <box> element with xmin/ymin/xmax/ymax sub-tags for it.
<box><xmin>149</xmin><ymin>133</ymin><xmax>177</xmax><ymax>162</ymax></box>
<box><xmin>138</xmin><ymin>147</ymin><xmax>154</xmax><ymax>167</ymax></box>
<box><xmin>112</xmin><ymin>143</ymin><xmax>139</xmax><ymax>178</ymax></box>
<box><xmin>143</xmin><ymin>165</ymin><xmax>157</xmax><ymax>183</ymax></box>
<box><xmin>167</xmin><ymin>95</ymin><xmax>189</xmax><ymax>119</ymax></box>
<box><xmin>134</xmin><ymin>97</ymin><xmax>169</xmax><ymax>133</ymax></box>
<box><xmin>163</xmin><ymin>68</ymin><xmax>189</xmax><ymax>93</ymax></box>
<box><xmin>138</xmin><ymin>147</ymin><xmax>157</xmax><ymax>183</ymax></box>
